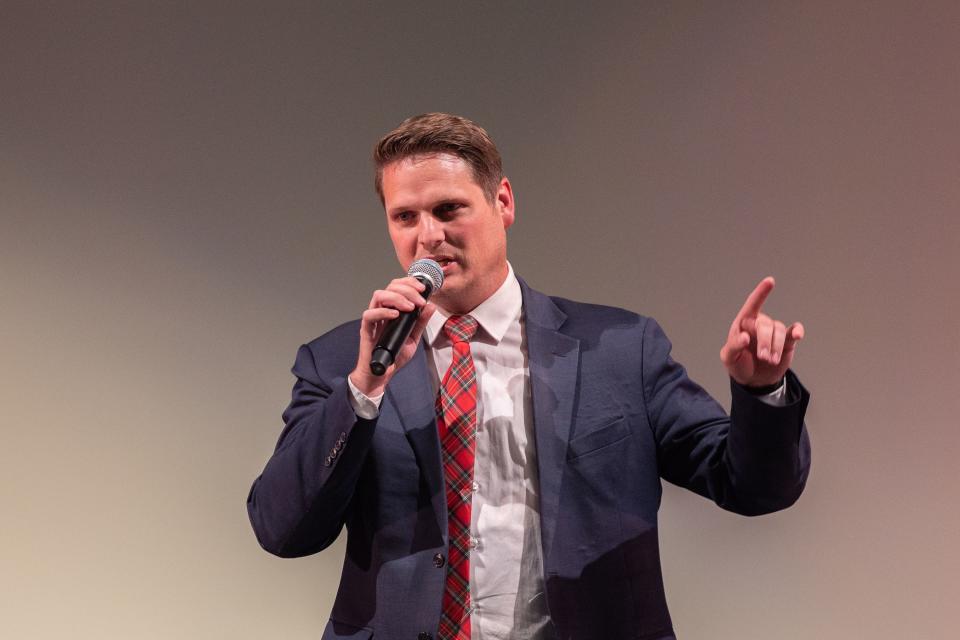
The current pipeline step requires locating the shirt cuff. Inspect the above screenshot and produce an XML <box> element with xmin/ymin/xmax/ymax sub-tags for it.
<box><xmin>347</xmin><ymin>375</ymin><xmax>384</xmax><ymax>419</ymax></box>
<box><xmin>755</xmin><ymin>378</ymin><xmax>788</xmax><ymax>407</ymax></box>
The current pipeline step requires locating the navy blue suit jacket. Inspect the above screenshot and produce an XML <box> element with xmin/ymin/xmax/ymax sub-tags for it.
<box><xmin>247</xmin><ymin>278</ymin><xmax>811</xmax><ymax>640</ymax></box>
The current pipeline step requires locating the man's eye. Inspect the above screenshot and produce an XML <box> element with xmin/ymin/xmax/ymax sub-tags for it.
<box><xmin>434</xmin><ymin>203</ymin><xmax>462</xmax><ymax>218</ymax></box>
<box><xmin>395</xmin><ymin>211</ymin><xmax>415</xmax><ymax>223</ymax></box>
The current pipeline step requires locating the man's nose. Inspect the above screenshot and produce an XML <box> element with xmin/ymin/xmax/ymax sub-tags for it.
<box><xmin>417</xmin><ymin>216</ymin><xmax>444</xmax><ymax>247</ymax></box>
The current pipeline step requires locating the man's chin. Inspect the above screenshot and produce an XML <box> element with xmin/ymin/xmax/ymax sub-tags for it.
<box><xmin>432</xmin><ymin>282</ymin><xmax>470</xmax><ymax>312</ymax></box>
<box><xmin>437</xmin><ymin>271</ymin><xmax>462</xmax><ymax>293</ymax></box>
<box><xmin>432</xmin><ymin>287</ymin><xmax>457</xmax><ymax>306</ymax></box>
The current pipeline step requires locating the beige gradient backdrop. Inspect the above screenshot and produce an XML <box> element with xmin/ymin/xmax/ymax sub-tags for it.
<box><xmin>2</xmin><ymin>2</ymin><xmax>958</xmax><ymax>638</ymax></box>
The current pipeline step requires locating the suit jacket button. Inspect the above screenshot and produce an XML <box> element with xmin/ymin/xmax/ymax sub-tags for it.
<box><xmin>418</xmin><ymin>633</ymin><xmax>432</xmax><ymax>640</ymax></box>
<box><xmin>324</xmin><ymin>456</ymin><xmax>333</xmax><ymax>466</ymax></box>
<box><xmin>432</xmin><ymin>553</ymin><xmax>445</xmax><ymax>568</ymax></box>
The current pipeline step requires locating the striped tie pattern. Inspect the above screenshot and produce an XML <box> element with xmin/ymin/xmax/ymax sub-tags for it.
<box><xmin>436</xmin><ymin>315</ymin><xmax>479</xmax><ymax>640</ymax></box>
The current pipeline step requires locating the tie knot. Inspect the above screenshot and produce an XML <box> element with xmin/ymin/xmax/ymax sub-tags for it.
<box><xmin>443</xmin><ymin>315</ymin><xmax>478</xmax><ymax>344</ymax></box>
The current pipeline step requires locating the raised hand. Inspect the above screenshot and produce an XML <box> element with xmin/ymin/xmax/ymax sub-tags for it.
<box><xmin>350</xmin><ymin>276</ymin><xmax>436</xmax><ymax>397</ymax></box>
<box><xmin>719</xmin><ymin>277</ymin><xmax>804</xmax><ymax>388</ymax></box>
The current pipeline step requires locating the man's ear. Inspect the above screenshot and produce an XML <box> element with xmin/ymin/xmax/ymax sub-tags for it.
<box><xmin>497</xmin><ymin>177</ymin><xmax>515</xmax><ymax>229</ymax></box>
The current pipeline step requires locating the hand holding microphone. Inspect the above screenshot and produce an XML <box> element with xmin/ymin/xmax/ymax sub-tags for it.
<box><xmin>350</xmin><ymin>259</ymin><xmax>444</xmax><ymax>396</ymax></box>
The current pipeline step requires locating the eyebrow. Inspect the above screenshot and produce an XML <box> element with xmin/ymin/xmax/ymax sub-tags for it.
<box><xmin>389</xmin><ymin>197</ymin><xmax>463</xmax><ymax>215</ymax></box>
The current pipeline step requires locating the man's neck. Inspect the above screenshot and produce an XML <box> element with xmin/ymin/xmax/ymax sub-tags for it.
<box><xmin>435</xmin><ymin>262</ymin><xmax>511</xmax><ymax>315</ymax></box>
<box><xmin>425</xmin><ymin>262</ymin><xmax>520</xmax><ymax>347</ymax></box>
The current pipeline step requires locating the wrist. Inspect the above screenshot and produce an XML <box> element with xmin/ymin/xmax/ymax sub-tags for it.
<box><xmin>349</xmin><ymin>368</ymin><xmax>386</xmax><ymax>398</ymax></box>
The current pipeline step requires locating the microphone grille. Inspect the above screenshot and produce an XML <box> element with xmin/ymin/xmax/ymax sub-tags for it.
<box><xmin>407</xmin><ymin>258</ymin><xmax>444</xmax><ymax>291</ymax></box>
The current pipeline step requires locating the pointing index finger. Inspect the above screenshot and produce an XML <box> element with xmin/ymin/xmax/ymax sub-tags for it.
<box><xmin>736</xmin><ymin>276</ymin><xmax>775</xmax><ymax>321</ymax></box>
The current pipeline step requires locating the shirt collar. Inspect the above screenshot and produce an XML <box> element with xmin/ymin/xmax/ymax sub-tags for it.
<box><xmin>425</xmin><ymin>262</ymin><xmax>522</xmax><ymax>346</ymax></box>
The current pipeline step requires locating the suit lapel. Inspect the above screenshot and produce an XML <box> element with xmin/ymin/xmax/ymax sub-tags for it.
<box><xmin>384</xmin><ymin>344</ymin><xmax>447</xmax><ymax>534</ymax></box>
<box><xmin>519</xmin><ymin>279</ymin><xmax>580</xmax><ymax>563</ymax></box>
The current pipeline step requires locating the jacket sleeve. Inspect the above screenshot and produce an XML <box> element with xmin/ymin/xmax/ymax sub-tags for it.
<box><xmin>641</xmin><ymin>318</ymin><xmax>811</xmax><ymax>515</ymax></box>
<box><xmin>247</xmin><ymin>343</ymin><xmax>377</xmax><ymax>557</ymax></box>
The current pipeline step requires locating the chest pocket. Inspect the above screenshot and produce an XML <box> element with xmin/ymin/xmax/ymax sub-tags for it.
<box><xmin>567</xmin><ymin>416</ymin><xmax>629</xmax><ymax>460</ymax></box>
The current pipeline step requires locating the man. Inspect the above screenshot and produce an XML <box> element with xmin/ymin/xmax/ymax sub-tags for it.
<box><xmin>247</xmin><ymin>113</ymin><xmax>810</xmax><ymax>640</ymax></box>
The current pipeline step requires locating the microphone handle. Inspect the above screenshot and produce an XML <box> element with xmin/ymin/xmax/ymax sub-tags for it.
<box><xmin>369</xmin><ymin>275</ymin><xmax>433</xmax><ymax>376</ymax></box>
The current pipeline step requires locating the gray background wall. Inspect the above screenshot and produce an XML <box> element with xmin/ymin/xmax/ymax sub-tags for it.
<box><xmin>2</xmin><ymin>2</ymin><xmax>957</xmax><ymax>638</ymax></box>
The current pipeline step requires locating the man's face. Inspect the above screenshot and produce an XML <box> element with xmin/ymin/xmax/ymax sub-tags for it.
<box><xmin>381</xmin><ymin>153</ymin><xmax>515</xmax><ymax>314</ymax></box>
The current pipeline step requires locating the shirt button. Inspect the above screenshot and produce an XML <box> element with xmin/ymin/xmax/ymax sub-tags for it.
<box><xmin>471</xmin><ymin>481</ymin><xmax>480</xmax><ymax>492</ymax></box>
<box><xmin>468</xmin><ymin>537</ymin><xmax>479</xmax><ymax>549</ymax></box>
<box><xmin>433</xmin><ymin>553</ymin><xmax>445</xmax><ymax>568</ymax></box>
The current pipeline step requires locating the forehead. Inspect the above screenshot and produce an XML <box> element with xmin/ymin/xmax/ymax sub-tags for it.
<box><xmin>381</xmin><ymin>153</ymin><xmax>484</xmax><ymax>209</ymax></box>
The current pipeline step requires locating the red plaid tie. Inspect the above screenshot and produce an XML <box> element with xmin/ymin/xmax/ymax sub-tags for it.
<box><xmin>436</xmin><ymin>315</ymin><xmax>479</xmax><ymax>640</ymax></box>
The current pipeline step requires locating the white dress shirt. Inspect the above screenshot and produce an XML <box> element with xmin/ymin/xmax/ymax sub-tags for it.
<box><xmin>350</xmin><ymin>263</ymin><xmax>552</xmax><ymax>639</ymax></box>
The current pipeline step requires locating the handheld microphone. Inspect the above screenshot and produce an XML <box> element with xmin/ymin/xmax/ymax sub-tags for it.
<box><xmin>369</xmin><ymin>258</ymin><xmax>444</xmax><ymax>376</ymax></box>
